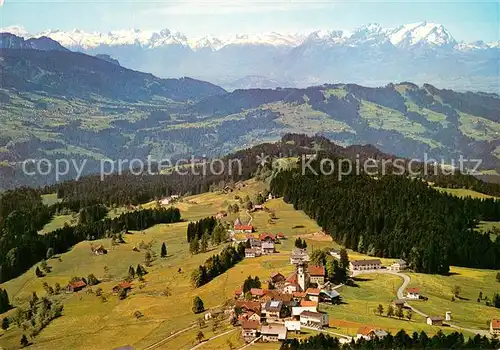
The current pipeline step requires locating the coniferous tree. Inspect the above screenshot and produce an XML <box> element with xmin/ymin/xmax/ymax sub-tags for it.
<box><xmin>128</xmin><ymin>266</ymin><xmax>136</xmax><ymax>280</ymax></box>
<box><xmin>1</xmin><ymin>317</ymin><xmax>9</xmax><ymax>330</ymax></box>
<box><xmin>20</xmin><ymin>335</ymin><xmax>29</xmax><ymax>348</ymax></box>
<box><xmin>192</xmin><ymin>296</ymin><xmax>204</xmax><ymax>314</ymax></box>
<box><xmin>161</xmin><ymin>242</ymin><xmax>167</xmax><ymax>258</ymax></box>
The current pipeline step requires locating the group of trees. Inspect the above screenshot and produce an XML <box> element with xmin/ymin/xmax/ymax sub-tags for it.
<box><xmin>191</xmin><ymin>244</ymin><xmax>245</xmax><ymax>288</ymax></box>
<box><xmin>280</xmin><ymin>330</ymin><xmax>499</xmax><ymax>349</ymax></box>
<box><xmin>78</xmin><ymin>204</ymin><xmax>108</xmax><ymax>225</ymax></box>
<box><xmin>294</xmin><ymin>238</ymin><xmax>308</xmax><ymax>249</ymax></box>
<box><xmin>271</xmin><ymin>155</ymin><xmax>500</xmax><ymax>273</ymax></box>
<box><xmin>0</xmin><ymin>200</ymin><xmax>181</xmax><ymax>283</ymax></box>
<box><xmin>242</xmin><ymin>276</ymin><xmax>261</xmax><ymax>294</ymax></box>
<box><xmin>0</xmin><ymin>288</ymin><xmax>10</xmax><ymax>313</ymax></box>
<box><xmin>188</xmin><ymin>217</ymin><xmax>228</xmax><ymax>255</ymax></box>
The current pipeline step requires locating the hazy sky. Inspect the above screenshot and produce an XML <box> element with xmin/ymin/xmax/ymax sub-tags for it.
<box><xmin>1</xmin><ymin>0</ymin><xmax>499</xmax><ymax>42</ymax></box>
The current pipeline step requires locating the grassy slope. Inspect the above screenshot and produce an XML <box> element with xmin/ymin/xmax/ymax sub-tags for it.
<box><xmin>434</xmin><ymin>187</ymin><xmax>498</xmax><ymax>200</ymax></box>
<box><xmin>1</xmin><ymin>179</ymin><xmax>499</xmax><ymax>349</ymax></box>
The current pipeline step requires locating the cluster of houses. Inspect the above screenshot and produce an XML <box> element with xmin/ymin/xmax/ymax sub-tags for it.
<box><xmin>234</xmin><ymin>249</ymin><xmax>343</xmax><ymax>343</ymax></box>
<box><xmin>63</xmin><ymin>278</ymin><xmax>132</xmax><ymax>297</ymax></box>
<box><xmin>244</xmin><ymin>232</ymin><xmax>286</xmax><ymax>258</ymax></box>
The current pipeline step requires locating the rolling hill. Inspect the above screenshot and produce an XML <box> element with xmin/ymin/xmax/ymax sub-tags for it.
<box><xmin>0</xmin><ymin>47</ymin><xmax>499</xmax><ymax>189</ymax></box>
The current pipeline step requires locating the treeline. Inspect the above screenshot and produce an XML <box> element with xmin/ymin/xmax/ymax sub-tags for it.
<box><xmin>187</xmin><ymin>216</ymin><xmax>217</xmax><ymax>242</ymax></box>
<box><xmin>191</xmin><ymin>244</ymin><xmax>245</xmax><ymax>288</ymax></box>
<box><xmin>280</xmin><ymin>330</ymin><xmax>499</xmax><ymax>349</ymax></box>
<box><xmin>427</xmin><ymin>172</ymin><xmax>500</xmax><ymax>197</ymax></box>
<box><xmin>78</xmin><ymin>204</ymin><xmax>108</xmax><ymax>224</ymax></box>
<box><xmin>0</xmin><ymin>207</ymin><xmax>181</xmax><ymax>283</ymax></box>
<box><xmin>270</xmin><ymin>155</ymin><xmax>500</xmax><ymax>273</ymax></box>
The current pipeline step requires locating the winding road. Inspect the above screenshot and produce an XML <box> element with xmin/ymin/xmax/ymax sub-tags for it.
<box><xmin>351</xmin><ymin>269</ymin><xmax>490</xmax><ymax>337</ymax></box>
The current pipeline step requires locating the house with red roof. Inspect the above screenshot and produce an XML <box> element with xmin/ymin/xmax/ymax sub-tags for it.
<box><xmin>308</xmin><ymin>265</ymin><xmax>326</xmax><ymax>285</ymax></box>
<box><xmin>250</xmin><ymin>288</ymin><xmax>265</xmax><ymax>298</ymax></box>
<box><xmin>65</xmin><ymin>279</ymin><xmax>87</xmax><ymax>293</ymax></box>
<box><xmin>406</xmin><ymin>287</ymin><xmax>420</xmax><ymax>299</ymax></box>
<box><xmin>259</xmin><ymin>233</ymin><xmax>276</xmax><ymax>242</ymax></box>
<box><xmin>490</xmin><ymin>319</ymin><xmax>500</xmax><ymax>335</ymax></box>
<box><xmin>112</xmin><ymin>281</ymin><xmax>132</xmax><ymax>295</ymax></box>
<box><xmin>235</xmin><ymin>225</ymin><xmax>253</xmax><ymax>233</ymax></box>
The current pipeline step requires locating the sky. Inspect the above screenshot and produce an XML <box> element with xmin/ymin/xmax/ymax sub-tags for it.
<box><xmin>0</xmin><ymin>0</ymin><xmax>499</xmax><ymax>42</ymax></box>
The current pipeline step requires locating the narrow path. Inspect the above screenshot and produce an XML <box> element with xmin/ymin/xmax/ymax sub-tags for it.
<box><xmin>350</xmin><ymin>269</ymin><xmax>489</xmax><ymax>337</ymax></box>
<box><xmin>143</xmin><ymin>324</ymin><xmax>196</xmax><ymax>350</ymax></box>
<box><xmin>245</xmin><ymin>210</ymin><xmax>253</xmax><ymax>226</ymax></box>
<box><xmin>189</xmin><ymin>328</ymin><xmax>238</xmax><ymax>350</ymax></box>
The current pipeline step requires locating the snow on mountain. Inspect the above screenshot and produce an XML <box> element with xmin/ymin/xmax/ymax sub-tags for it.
<box><xmin>1</xmin><ymin>22</ymin><xmax>496</xmax><ymax>52</ymax></box>
<box><xmin>388</xmin><ymin>22</ymin><xmax>456</xmax><ymax>48</ymax></box>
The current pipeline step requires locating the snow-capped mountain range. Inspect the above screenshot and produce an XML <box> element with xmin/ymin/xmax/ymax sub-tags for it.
<box><xmin>2</xmin><ymin>22</ymin><xmax>498</xmax><ymax>92</ymax></box>
<box><xmin>3</xmin><ymin>22</ymin><xmax>498</xmax><ymax>51</ymax></box>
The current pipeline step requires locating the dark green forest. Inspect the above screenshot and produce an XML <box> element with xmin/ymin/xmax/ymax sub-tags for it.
<box><xmin>280</xmin><ymin>330</ymin><xmax>499</xmax><ymax>349</ymax></box>
<box><xmin>270</xmin><ymin>154</ymin><xmax>500</xmax><ymax>273</ymax></box>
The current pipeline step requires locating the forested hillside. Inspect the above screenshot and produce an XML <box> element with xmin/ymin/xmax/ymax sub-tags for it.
<box><xmin>0</xmin><ymin>47</ymin><xmax>499</xmax><ymax>190</ymax></box>
<box><xmin>270</xmin><ymin>154</ymin><xmax>500</xmax><ymax>273</ymax></box>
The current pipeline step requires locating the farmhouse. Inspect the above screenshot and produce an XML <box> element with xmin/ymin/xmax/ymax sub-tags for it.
<box><xmin>259</xmin><ymin>233</ymin><xmax>276</xmax><ymax>242</ymax></box>
<box><xmin>270</xmin><ymin>272</ymin><xmax>286</xmax><ymax>284</ymax></box>
<box><xmin>490</xmin><ymin>319</ymin><xmax>500</xmax><ymax>335</ymax></box>
<box><xmin>260</xmin><ymin>324</ymin><xmax>287</xmax><ymax>342</ymax></box>
<box><xmin>299</xmin><ymin>311</ymin><xmax>329</xmax><ymax>328</ymax></box>
<box><xmin>406</xmin><ymin>287</ymin><xmax>420</xmax><ymax>299</ymax></box>
<box><xmin>427</xmin><ymin>316</ymin><xmax>444</xmax><ymax>326</ymax></box>
<box><xmin>276</xmin><ymin>232</ymin><xmax>286</xmax><ymax>239</ymax></box>
<box><xmin>250</xmin><ymin>288</ymin><xmax>265</xmax><ymax>298</ymax></box>
<box><xmin>252</xmin><ymin>204</ymin><xmax>265</xmax><ymax>211</ymax></box>
<box><xmin>65</xmin><ymin>279</ymin><xmax>87</xmax><ymax>293</ymax></box>
<box><xmin>249</xmin><ymin>238</ymin><xmax>262</xmax><ymax>249</ymax></box>
<box><xmin>283</xmin><ymin>282</ymin><xmax>300</xmax><ymax>294</ymax></box>
<box><xmin>235</xmin><ymin>225</ymin><xmax>253</xmax><ymax>233</ymax></box>
<box><xmin>319</xmin><ymin>289</ymin><xmax>340</xmax><ymax>303</ymax></box>
<box><xmin>389</xmin><ymin>259</ymin><xmax>407</xmax><ymax>271</ymax></box>
<box><xmin>241</xmin><ymin>320</ymin><xmax>260</xmax><ymax>341</ymax></box>
<box><xmin>112</xmin><ymin>281</ymin><xmax>132</xmax><ymax>295</ymax></box>
<box><xmin>245</xmin><ymin>248</ymin><xmax>261</xmax><ymax>258</ymax></box>
<box><xmin>349</xmin><ymin>259</ymin><xmax>382</xmax><ymax>271</ymax></box>
<box><xmin>236</xmin><ymin>300</ymin><xmax>262</xmax><ymax>314</ymax></box>
<box><xmin>392</xmin><ymin>299</ymin><xmax>405</xmax><ymax>308</ymax></box>
<box><xmin>356</xmin><ymin>327</ymin><xmax>388</xmax><ymax>340</ymax></box>
<box><xmin>92</xmin><ymin>244</ymin><xmax>107</xmax><ymax>255</ymax></box>
<box><xmin>261</xmin><ymin>242</ymin><xmax>275</xmax><ymax>254</ymax></box>
<box><xmin>292</xmin><ymin>305</ymin><xmax>317</xmax><ymax>317</ymax></box>
<box><xmin>308</xmin><ymin>265</ymin><xmax>325</xmax><ymax>285</ymax></box>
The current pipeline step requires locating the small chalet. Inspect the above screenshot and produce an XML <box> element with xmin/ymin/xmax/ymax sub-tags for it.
<box><xmin>406</xmin><ymin>287</ymin><xmax>420</xmax><ymax>299</ymax></box>
<box><xmin>239</xmin><ymin>311</ymin><xmax>261</xmax><ymax>323</ymax></box>
<box><xmin>426</xmin><ymin>316</ymin><xmax>444</xmax><ymax>326</ymax></box>
<box><xmin>241</xmin><ymin>320</ymin><xmax>260</xmax><ymax>341</ymax></box>
<box><xmin>234</xmin><ymin>225</ymin><xmax>253</xmax><ymax>233</ymax></box>
<box><xmin>270</xmin><ymin>272</ymin><xmax>286</xmax><ymax>284</ymax></box>
<box><xmin>490</xmin><ymin>319</ymin><xmax>500</xmax><ymax>335</ymax></box>
<box><xmin>234</xmin><ymin>289</ymin><xmax>243</xmax><ymax>299</ymax></box>
<box><xmin>276</xmin><ymin>232</ymin><xmax>286</xmax><ymax>240</ymax></box>
<box><xmin>299</xmin><ymin>310</ymin><xmax>329</xmax><ymax>328</ymax></box>
<box><xmin>252</xmin><ymin>205</ymin><xmax>264</xmax><ymax>211</ymax></box>
<box><xmin>349</xmin><ymin>259</ymin><xmax>382</xmax><ymax>271</ymax></box>
<box><xmin>389</xmin><ymin>259</ymin><xmax>407</xmax><ymax>271</ymax></box>
<box><xmin>356</xmin><ymin>327</ymin><xmax>388</xmax><ymax>340</ymax></box>
<box><xmin>392</xmin><ymin>299</ymin><xmax>405</xmax><ymax>308</ymax></box>
<box><xmin>93</xmin><ymin>244</ymin><xmax>107</xmax><ymax>256</ymax></box>
<box><xmin>245</xmin><ymin>248</ymin><xmax>261</xmax><ymax>258</ymax></box>
<box><xmin>65</xmin><ymin>279</ymin><xmax>87</xmax><ymax>293</ymax></box>
<box><xmin>260</xmin><ymin>324</ymin><xmax>287</xmax><ymax>342</ymax></box>
<box><xmin>305</xmin><ymin>288</ymin><xmax>321</xmax><ymax>302</ymax></box>
<box><xmin>319</xmin><ymin>289</ymin><xmax>340</xmax><ymax>303</ymax></box>
<box><xmin>113</xmin><ymin>281</ymin><xmax>132</xmax><ymax>295</ymax></box>
<box><xmin>259</xmin><ymin>233</ymin><xmax>276</xmax><ymax>242</ymax></box>
<box><xmin>261</xmin><ymin>242</ymin><xmax>275</xmax><ymax>254</ymax></box>
<box><xmin>250</xmin><ymin>288</ymin><xmax>265</xmax><ymax>298</ymax></box>
<box><xmin>300</xmin><ymin>300</ymin><xmax>318</xmax><ymax>308</ymax></box>
<box><xmin>308</xmin><ymin>265</ymin><xmax>326</xmax><ymax>285</ymax></box>
<box><xmin>215</xmin><ymin>211</ymin><xmax>227</xmax><ymax>219</ymax></box>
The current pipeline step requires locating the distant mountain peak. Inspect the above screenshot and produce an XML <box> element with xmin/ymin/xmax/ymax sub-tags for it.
<box><xmin>0</xmin><ymin>32</ymin><xmax>68</xmax><ymax>51</ymax></box>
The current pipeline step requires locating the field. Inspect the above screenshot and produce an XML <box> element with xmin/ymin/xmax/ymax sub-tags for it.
<box><xmin>434</xmin><ymin>187</ymin><xmax>498</xmax><ymax>200</ymax></box>
<box><xmin>1</xmin><ymin>179</ymin><xmax>498</xmax><ymax>349</ymax></box>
